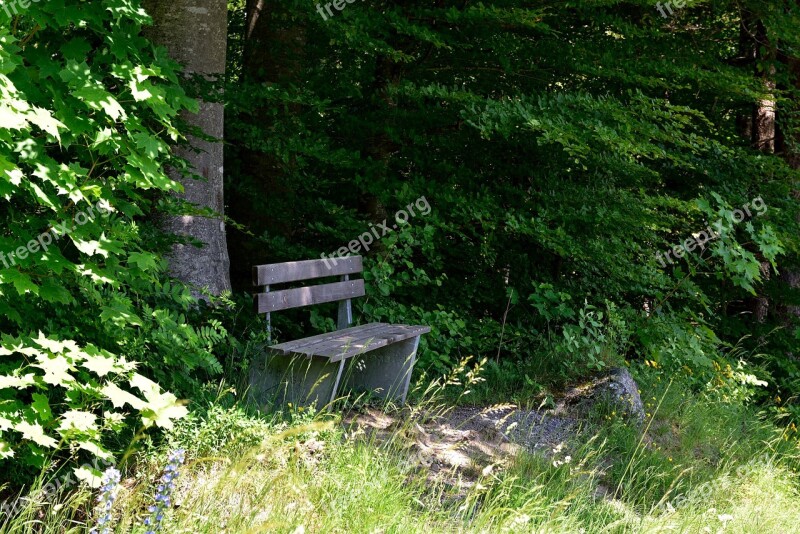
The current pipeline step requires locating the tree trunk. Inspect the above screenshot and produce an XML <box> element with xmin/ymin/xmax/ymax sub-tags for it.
<box><xmin>777</xmin><ymin>54</ymin><xmax>800</xmax><ymax>321</ymax></box>
<box><xmin>143</xmin><ymin>0</ymin><xmax>232</xmax><ymax>298</ymax></box>
<box><xmin>737</xmin><ymin>13</ymin><xmax>775</xmax><ymax>322</ymax></box>
<box><xmin>221</xmin><ymin>2</ymin><xmax>308</xmax><ymax>287</ymax></box>
<box><xmin>752</xmin><ymin>20</ymin><xmax>776</xmax><ymax>154</ymax></box>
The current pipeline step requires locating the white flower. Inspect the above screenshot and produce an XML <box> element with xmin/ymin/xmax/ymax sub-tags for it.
<box><xmin>552</xmin><ymin>455</ymin><xmax>572</xmax><ymax>468</ymax></box>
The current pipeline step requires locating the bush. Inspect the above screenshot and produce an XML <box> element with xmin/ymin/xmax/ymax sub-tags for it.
<box><xmin>0</xmin><ymin>1</ymin><xmax>226</xmax><ymax>486</ymax></box>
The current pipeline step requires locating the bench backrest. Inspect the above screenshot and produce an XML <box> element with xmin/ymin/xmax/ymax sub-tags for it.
<box><xmin>253</xmin><ymin>256</ymin><xmax>364</xmax><ymax>340</ymax></box>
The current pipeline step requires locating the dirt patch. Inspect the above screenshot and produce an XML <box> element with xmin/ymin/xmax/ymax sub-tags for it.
<box><xmin>343</xmin><ymin>404</ymin><xmax>579</xmax><ymax>492</ymax></box>
<box><xmin>340</xmin><ymin>368</ymin><xmax>649</xmax><ymax>495</ymax></box>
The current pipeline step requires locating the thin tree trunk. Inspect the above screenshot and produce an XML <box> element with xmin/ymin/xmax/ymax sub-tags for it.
<box><xmin>143</xmin><ymin>0</ymin><xmax>232</xmax><ymax>298</ymax></box>
<box><xmin>738</xmin><ymin>13</ymin><xmax>775</xmax><ymax>322</ymax></box>
<box><xmin>777</xmin><ymin>54</ymin><xmax>800</xmax><ymax>321</ymax></box>
<box><xmin>753</xmin><ymin>20</ymin><xmax>776</xmax><ymax>154</ymax></box>
<box><xmin>221</xmin><ymin>1</ymin><xmax>309</xmax><ymax>287</ymax></box>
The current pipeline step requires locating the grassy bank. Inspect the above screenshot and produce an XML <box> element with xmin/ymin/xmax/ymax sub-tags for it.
<box><xmin>2</xmin><ymin>370</ymin><xmax>799</xmax><ymax>533</ymax></box>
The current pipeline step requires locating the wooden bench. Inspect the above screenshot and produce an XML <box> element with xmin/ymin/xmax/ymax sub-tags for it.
<box><xmin>248</xmin><ymin>256</ymin><xmax>430</xmax><ymax>408</ymax></box>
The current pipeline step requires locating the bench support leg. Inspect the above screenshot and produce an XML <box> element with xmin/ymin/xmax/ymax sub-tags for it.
<box><xmin>341</xmin><ymin>336</ymin><xmax>420</xmax><ymax>404</ymax></box>
<box><xmin>249</xmin><ymin>353</ymin><xmax>345</xmax><ymax>410</ymax></box>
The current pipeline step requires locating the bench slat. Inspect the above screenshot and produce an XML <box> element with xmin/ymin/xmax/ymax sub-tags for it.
<box><xmin>269</xmin><ymin>323</ymin><xmax>431</xmax><ymax>362</ymax></box>
<box><xmin>288</xmin><ymin>325</ymin><xmax>399</xmax><ymax>357</ymax></box>
<box><xmin>280</xmin><ymin>323</ymin><xmax>400</xmax><ymax>355</ymax></box>
<box><xmin>253</xmin><ymin>256</ymin><xmax>362</xmax><ymax>286</ymax></box>
<box><xmin>322</xmin><ymin>325</ymin><xmax>431</xmax><ymax>362</ymax></box>
<box><xmin>255</xmin><ymin>279</ymin><xmax>366</xmax><ymax>314</ymax></box>
<box><xmin>269</xmin><ymin>323</ymin><xmax>390</xmax><ymax>354</ymax></box>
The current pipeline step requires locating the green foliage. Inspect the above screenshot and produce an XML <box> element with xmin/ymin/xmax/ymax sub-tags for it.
<box><xmin>0</xmin><ymin>332</ymin><xmax>187</xmax><ymax>479</ymax></box>
<box><xmin>6</xmin><ymin>376</ymin><xmax>800</xmax><ymax>533</ymax></box>
<box><xmin>223</xmin><ymin>0</ymin><xmax>800</xmax><ymax>428</ymax></box>
<box><xmin>0</xmin><ymin>1</ymin><xmax>229</xmax><ymax>484</ymax></box>
<box><xmin>556</xmin><ymin>302</ymin><xmax>629</xmax><ymax>375</ymax></box>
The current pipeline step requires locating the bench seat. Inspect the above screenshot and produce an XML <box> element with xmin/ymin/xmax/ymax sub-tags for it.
<box><xmin>269</xmin><ymin>323</ymin><xmax>431</xmax><ymax>362</ymax></box>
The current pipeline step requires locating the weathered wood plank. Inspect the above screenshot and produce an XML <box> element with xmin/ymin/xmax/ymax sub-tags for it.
<box><xmin>253</xmin><ymin>256</ymin><xmax>362</xmax><ymax>286</ymax></box>
<box><xmin>272</xmin><ymin>323</ymin><xmax>431</xmax><ymax>362</ymax></box>
<box><xmin>290</xmin><ymin>325</ymin><xmax>399</xmax><ymax>357</ymax></box>
<box><xmin>284</xmin><ymin>323</ymin><xmax>404</xmax><ymax>356</ymax></box>
<box><xmin>269</xmin><ymin>323</ymin><xmax>390</xmax><ymax>355</ymax></box>
<box><xmin>322</xmin><ymin>325</ymin><xmax>431</xmax><ymax>362</ymax></box>
<box><xmin>254</xmin><ymin>279</ymin><xmax>365</xmax><ymax>313</ymax></box>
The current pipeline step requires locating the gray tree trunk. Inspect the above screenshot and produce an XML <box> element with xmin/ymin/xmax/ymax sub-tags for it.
<box><xmin>143</xmin><ymin>0</ymin><xmax>232</xmax><ymax>298</ymax></box>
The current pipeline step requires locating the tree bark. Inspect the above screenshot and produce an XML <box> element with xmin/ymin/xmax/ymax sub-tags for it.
<box><xmin>143</xmin><ymin>0</ymin><xmax>232</xmax><ymax>298</ymax></box>
<box><xmin>221</xmin><ymin>2</ymin><xmax>308</xmax><ymax>287</ymax></box>
<box><xmin>777</xmin><ymin>55</ymin><xmax>800</xmax><ymax>321</ymax></box>
<box><xmin>737</xmin><ymin>13</ymin><xmax>775</xmax><ymax>322</ymax></box>
<box><xmin>752</xmin><ymin>20</ymin><xmax>776</xmax><ymax>154</ymax></box>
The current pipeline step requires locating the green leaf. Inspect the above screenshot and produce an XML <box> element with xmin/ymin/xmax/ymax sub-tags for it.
<box><xmin>100</xmin><ymin>303</ymin><xmax>143</xmax><ymax>328</ymax></box>
<box><xmin>38</xmin><ymin>279</ymin><xmax>74</xmax><ymax>304</ymax></box>
<box><xmin>0</xmin><ymin>269</ymin><xmax>39</xmax><ymax>296</ymax></box>
<box><xmin>31</xmin><ymin>393</ymin><xmax>52</xmax><ymax>422</ymax></box>
<box><xmin>13</xmin><ymin>421</ymin><xmax>57</xmax><ymax>448</ymax></box>
<box><xmin>71</xmin><ymin>87</ymin><xmax>126</xmax><ymax>121</ymax></box>
<box><xmin>131</xmin><ymin>132</ymin><xmax>164</xmax><ymax>159</ymax></box>
<box><xmin>128</xmin><ymin>251</ymin><xmax>158</xmax><ymax>271</ymax></box>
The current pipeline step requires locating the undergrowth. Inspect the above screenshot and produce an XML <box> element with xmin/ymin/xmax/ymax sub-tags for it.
<box><xmin>2</xmin><ymin>366</ymin><xmax>799</xmax><ymax>533</ymax></box>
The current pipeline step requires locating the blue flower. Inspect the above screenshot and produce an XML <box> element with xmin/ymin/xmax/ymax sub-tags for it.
<box><xmin>89</xmin><ymin>466</ymin><xmax>121</xmax><ymax>534</ymax></box>
<box><xmin>142</xmin><ymin>449</ymin><xmax>185</xmax><ymax>532</ymax></box>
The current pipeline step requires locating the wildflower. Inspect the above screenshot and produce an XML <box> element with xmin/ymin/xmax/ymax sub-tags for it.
<box><xmin>90</xmin><ymin>466</ymin><xmax>121</xmax><ymax>534</ymax></box>
<box><xmin>143</xmin><ymin>449</ymin><xmax>185</xmax><ymax>532</ymax></box>
<box><xmin>552</xmin><ymin>455</ymin><xmax>572</xmax><ymax>468</ymax></box>
<box><xmin>508</xmin><ymin>513</ymin><xmax>531</xmax><ymax>530</ymax></box>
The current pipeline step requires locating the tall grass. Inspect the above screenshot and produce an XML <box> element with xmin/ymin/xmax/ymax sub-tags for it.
<box><xmin>2</xmin><ymin>366</ymin><xmax>799</xmax><ymax>533</ymax></box>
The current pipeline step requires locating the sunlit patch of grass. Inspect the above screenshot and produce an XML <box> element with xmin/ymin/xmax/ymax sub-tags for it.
<box><xmin>2</xmin><ymin>368</ymin><xmax>800</xmax><ymax>533</ymax></box>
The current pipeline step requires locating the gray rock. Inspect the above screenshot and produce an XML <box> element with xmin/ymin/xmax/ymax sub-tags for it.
<box><xmin>589</xmin><ymin>367</ymin><xmax>646</xmax><ymax>425</ymax></box>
